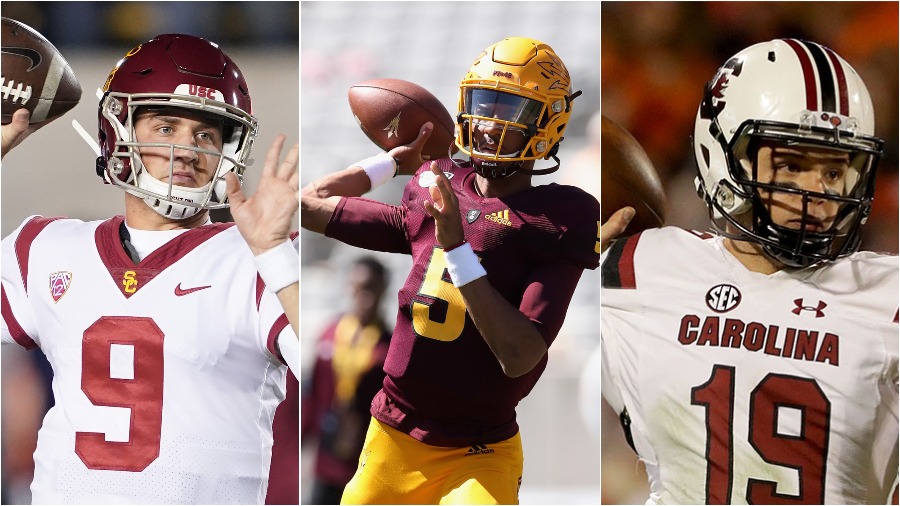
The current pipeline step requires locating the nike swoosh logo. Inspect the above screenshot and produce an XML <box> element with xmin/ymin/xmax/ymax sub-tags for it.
<box><xmin>174</xmin><ymin>283</ymin><xmax>212</xmax><ymax>296</ymax></box>
<box><xmin>1</xmin><ymin>47</ymin><xmax>42</xmax><ymax>72</ymax></box>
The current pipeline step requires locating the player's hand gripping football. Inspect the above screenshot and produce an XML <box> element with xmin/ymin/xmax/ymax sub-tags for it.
<box><xmin>225</xmin><ymin>134</ymin><xmax>300</xmax><ymax>255</ymax></box>
<box><xmin>388</xmin><ymin>122</ymin><xmax>434</xmax><ymax>176</ymax></box>
<box><xmin>1</xmin><ymin>109</ymin><xmax>48</xmax><ymax>159</ymax></box>
<box><xmin>599</xmin><ymin>207</ymin><xmax>635</xmax><ymax>253</ymax></box>
<box><xmin>423</xmin><ymin>161</ymin><xmax>464</xmax><ymax>248</ymax></box>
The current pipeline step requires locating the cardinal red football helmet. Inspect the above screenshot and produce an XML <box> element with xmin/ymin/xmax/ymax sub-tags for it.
<box><xmin>97</xmin><ymin>34</ymin><xmax>258</xmax><ymax>219</ymax></box>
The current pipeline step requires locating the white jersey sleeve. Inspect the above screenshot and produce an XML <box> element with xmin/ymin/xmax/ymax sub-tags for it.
<box><xmin>601</xmin><ymin>227</ymin><xmax>899</xmax><ymax>505</ymax></box>
<box><xmin>4</xmin><ymin>216</ymin><xmax>290</xmax><ymax>504</ymax></box>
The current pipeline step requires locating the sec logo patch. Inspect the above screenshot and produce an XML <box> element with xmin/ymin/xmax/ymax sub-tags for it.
<box><xmin>706</xmin><ymin>284</ymin><xmax>741</xmax><ymax>313</ymax></box>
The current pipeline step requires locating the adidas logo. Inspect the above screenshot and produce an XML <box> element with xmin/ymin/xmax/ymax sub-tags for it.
<box><xmin>465</xmin><ymin>444</ymin><xmax>495</xmax><ymax>456</ymax></box>
<box><xmin>485</xmin><ymin>209</ymin><xmax>512</xmax><ymax>226</ymax></box>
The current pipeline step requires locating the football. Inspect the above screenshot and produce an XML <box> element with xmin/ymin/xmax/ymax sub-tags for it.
<box><xmin>1</xmin><ymin>17</ymin><xmax>81</xmax><ymax>125</ymax></box>
<box><xmin>348</xmin><ymin>78</ymin><xmax>455</xmax><ymax>159</ymax></box>
<box><xmin>601</xmin><ymin>114</ymin><xmax>666</xmax><ymax>233</ymax></box>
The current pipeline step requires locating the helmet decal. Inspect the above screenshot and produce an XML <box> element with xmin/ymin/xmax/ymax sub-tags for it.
<box><xmin>701</xmin><ymin>57</ymin><xmax>743</xmax><ymax>122</ymax></box>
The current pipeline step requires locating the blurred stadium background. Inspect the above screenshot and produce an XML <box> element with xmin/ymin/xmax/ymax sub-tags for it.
<box><xmin>601</xmin><ymin>2</ymin><xmax>898</xmax><ymax>503</ymax></box>
<box><xmin>0</xmin><ymin>2</ymin><xmax>298</xmax><ymax>504</ymax></box>
<box><xmin>300</xmin><ymin>1</ymin><xmax>601</xmax><ymax>504</ymax></box>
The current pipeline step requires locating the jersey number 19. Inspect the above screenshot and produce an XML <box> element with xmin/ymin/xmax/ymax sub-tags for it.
<box><xmin>691</xmin><ymin>364</ymin><xmax>830</xmax><ymax>504</ymax></box>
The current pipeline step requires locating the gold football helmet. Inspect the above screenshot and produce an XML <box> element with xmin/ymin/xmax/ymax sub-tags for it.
<box><xmin>455</xmin><ymin>37</ymin><xmax>580</xmax><ymax>177</ymax></box>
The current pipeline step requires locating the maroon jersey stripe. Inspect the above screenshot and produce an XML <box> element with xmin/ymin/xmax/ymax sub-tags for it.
<box><xmin>784</xmin><ymin>39</ymin><xmax>818</xmax><ymax>112</ymax></box>
<box><xmin>823</xmin><ymin>47</ymin><xmax>849</xmax><ymax>116</ymax></box>
<box><xmin>267</xmin><ymin>313</ymin><xmax>290</xmax><ymax>365</ymax></box>
<box><xmin>14</xmin><ymin>216</ymin><xmax>62</xmax><ymax>294</ymax></box>
<box><xmin>95</xmin><ymin>217</ymin><xmax>233</xmax><ymax>298</ymax></box>
<box><xmin>1</xmin><ymin>286</ymin><xmax>37</xmax><ymax>350</ymax></box>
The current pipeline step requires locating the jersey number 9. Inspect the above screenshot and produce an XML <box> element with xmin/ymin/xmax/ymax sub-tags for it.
<box><xmin>75</xmin><ymin>316</ymin><xmax>164</xmax><ymax>472</ymax></box>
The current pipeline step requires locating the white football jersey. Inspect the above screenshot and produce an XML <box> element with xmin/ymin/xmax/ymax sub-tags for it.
<box><xmin>1</xmin><ymin>215</ymin><xmax>292</xmax><ymax>504</ymax></box>
<box><xmin>601</xmin><ymin>227</ymin><xmax>899</xmax><ymax>505</ymax></box>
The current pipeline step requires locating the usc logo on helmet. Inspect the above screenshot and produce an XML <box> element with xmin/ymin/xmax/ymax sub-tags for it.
<box><xmin>123</xmin><ymin>271</ymin><xmax>139</xmax><ymax>294</ymax></box>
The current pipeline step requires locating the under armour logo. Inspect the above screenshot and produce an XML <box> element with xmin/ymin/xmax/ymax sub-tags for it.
<box><xmin>792</xmin><ymin>298</ymin><xmax>827</xmax><ymax>318</ymax></box>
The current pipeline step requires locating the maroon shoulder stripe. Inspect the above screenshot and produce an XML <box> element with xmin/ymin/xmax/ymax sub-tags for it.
<box><xmin>1</xmin><ymin>286</ymin><xmax>37</xmax><ymax>350</ymax></box>
<box><xmin>601</xmin><ymin>233</ymin><xmax>642</xmax><ymax>289</ymax></box>
<box><xmin>617</xmin><ymin>234</ymin><xmax>640</xmax><ymax>289</ymax></box>
<box><xmin>14</xmin><ymin>217</ymin><xmax>63</xmax><ymax>294</ymax></box>
<box><xmin>783</xmin><ymin>39</ymin><xmax>818</xmax><ymax>112</ymax></box>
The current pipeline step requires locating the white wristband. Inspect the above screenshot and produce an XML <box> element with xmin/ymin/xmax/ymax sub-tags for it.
<box><xmin>444</xmin><ymin>242</ymin><xmax>486</xmax><ymax>287</ymax></box>
<box><xmin>356</xmin><ymin>152</ymin><xmax>397</xmax><ymax>190</ymax></box>
<box><xmin>252</xmin><ymin>240</ymin><xmax>299</xmax><ymax>293</ymax></box>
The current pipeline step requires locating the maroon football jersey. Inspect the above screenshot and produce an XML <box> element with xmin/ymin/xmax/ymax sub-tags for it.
<box><xmin>325</xmin><ymin>159</ymin><xmax>599</xmax><ymax>446</ymax></box>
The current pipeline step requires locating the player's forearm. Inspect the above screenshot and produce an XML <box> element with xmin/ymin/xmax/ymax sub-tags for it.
<box><xmin>458</xmin><ymin>277</ymin><xmax>548</xmax><ymax>378</ymax></box>
<box><xmin>300</xmin><ymin>166</ymin><xmax>372</xmax><ymax>233</ymax></box>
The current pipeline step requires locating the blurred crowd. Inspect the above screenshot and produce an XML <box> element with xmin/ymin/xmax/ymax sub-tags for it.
<box><xmin>601</xmin><ymin>2</ymin><xmax>898</xmax><ymax>503</ymax></box>
<box><xmin>1</xmin><ymin>1</ymin><xmax>298</xmax><ymax>48</ymax></box>
<box><xmin>602</xmin><ymin>1</ymin><xmax>898</xmax><ymax>253</ymax></box>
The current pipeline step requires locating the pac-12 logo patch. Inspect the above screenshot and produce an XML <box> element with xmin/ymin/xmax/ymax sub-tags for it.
<box><xmin>49</xmin><ymin>271</ymin><xmax>72</xmax><ymax>303</ymax></box>
<box><xmin>706</xmin><ymin>284</ymin><xmax>741</xmax><ymax>313</ymax></box>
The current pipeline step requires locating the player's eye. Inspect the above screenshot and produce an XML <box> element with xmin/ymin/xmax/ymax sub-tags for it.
<box><xmin>158</xmin><ymin>125</ymin><xmax>174</xmax><ymax>135</ymax></box>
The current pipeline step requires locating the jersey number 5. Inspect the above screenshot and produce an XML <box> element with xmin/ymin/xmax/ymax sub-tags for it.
<box><xmin>75</xmin><ymin>316</ymin><xmax>164</xmax><ymax>472</ymax></box>
<box><xmin>691</xmin><ymin>364</ymin><xmax>830</xmax><ymax>504</ymax></box>
<box><xmin>412</xmin><ymin>247</ymin><xmax>468</xmax><ymax>341</ymax></box>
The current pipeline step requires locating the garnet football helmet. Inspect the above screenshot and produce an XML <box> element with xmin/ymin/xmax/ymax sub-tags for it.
<box><xmin>454</xmin><ymin>37</ymin><xmax>580</xmax><ymax>178</ymax></box>
<box><xmin>693</xmin><ymin>39</ymin><xmax>883</xmax><ymax>267</ymax></box>
<box><xmin>97</xmin><ymin>34</ymin><xmax>258</xmax><ymax>219</ymax></box>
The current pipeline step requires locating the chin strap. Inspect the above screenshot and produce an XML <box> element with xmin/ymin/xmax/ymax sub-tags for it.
<box><xmin>72</xmin><ymin>119</ymin><xmax>101</xmax><ymax>157</ymax></box>
<box><xmin>73</xmin><ymin>88</ymin><xmax>105</xmax><ymax>158</ymax></box>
